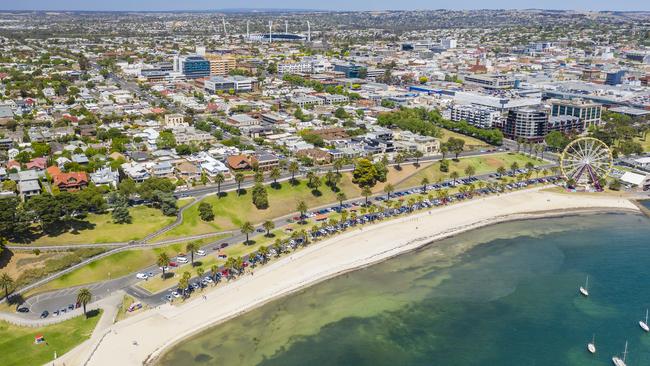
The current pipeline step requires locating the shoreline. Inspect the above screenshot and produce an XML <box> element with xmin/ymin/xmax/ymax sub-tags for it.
<box><xmin>59</xmin><ymin>187</ymin><xmax>639</xmax><ymax>366</ymax></box>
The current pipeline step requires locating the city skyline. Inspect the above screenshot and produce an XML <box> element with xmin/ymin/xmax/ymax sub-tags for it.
<box><xmin>2</xmin><ymin>0</ymin><xmax>650</xmax><ymax>12</ymax></box>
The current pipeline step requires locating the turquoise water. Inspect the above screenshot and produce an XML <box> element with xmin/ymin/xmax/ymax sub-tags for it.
<box><xmin>158</xmin><ymin>213</ymin><xmax>650</xmax><ymax>366</ymax></box>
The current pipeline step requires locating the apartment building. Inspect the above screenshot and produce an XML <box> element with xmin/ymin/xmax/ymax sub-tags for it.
<box><xmin>205</xmin><ymin>54</ymin><xmax>237</xmax><ymax>76</ymax></box>
<box><xmin>450</xmin><ymin>104</ymin><xmax>502</xmax><ymax>129</ymax></box>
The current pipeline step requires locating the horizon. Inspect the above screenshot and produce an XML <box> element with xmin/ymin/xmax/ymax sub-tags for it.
<box><xmin>1</xmin><ymin>1</ymin><xmax>649</xmax><ymax>12</ymax></box>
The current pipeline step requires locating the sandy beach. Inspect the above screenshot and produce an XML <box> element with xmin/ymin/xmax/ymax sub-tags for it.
<box><xmin>53</xmin><ymin>187</ymin><xmax>639</xmax><ymax>366</ymax></box>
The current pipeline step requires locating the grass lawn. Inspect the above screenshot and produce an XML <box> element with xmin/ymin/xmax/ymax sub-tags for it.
<box><xmin>155</xmin><ymin>176</ymin><xmax>363</xmax><ymax>240</ymax></box>
<box><xmin>439</xmin><ymin>128</ymin><xmax>492</xmax><ymax>150</ymax></box>
<box><xmin>634</xmin><ymin>136</ymin><xmax>650</xmax><ymax>152</ymax></box>
<box><xmin>396</xmin><ymin>153</ymin><xmax>542</xmax><ymax>189</ymax></box>
<box><xmin>24</xmin><ymin>206</ymin><xmax>175</xmax><ymax>246</ymax></box>
<box><xmin>0</xmin><ymin>311</ymin><xmax>102</xmax><ymax>366</ymax></box>
<box><xmin>29</xmin><ymin>237</ymin><xmax>225</xmax><ymax>295</ymax></box>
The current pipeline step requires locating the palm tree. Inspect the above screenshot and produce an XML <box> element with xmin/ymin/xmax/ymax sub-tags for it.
<box><xmin>297</xmin><ymin>200</ymin><xmax>308</xmax><ymax>222</ymax></box>
<box><xmin>196</xmin><ymin>268</ymin><xmax>205</xmax><ymax>289</ymax></box>
<box><xmin>263</xmin><ymin>220</ymin><xmax>275</xmax><ymax>237</ymax></box>
<box><xmin>510</xmin><ymin>162</ymin><xmax>519</xmax><ymax>173</ymax></box>
<box><xmin>234</xmin><ymin>172</ymin><xmax>245</xmax><ymax>195</ymax></box>
<box><xmin>412</xmin><ymin>150</ymin><xmax>424</xmax><ymax>166</ymax></box>
<box><xmin>361</xmin><ymin>186</ymin><xmax>372</xmax><ymax>205</ymax></box>
<box><xmin>157</xmin><ymin>252</ymin><xmax>170</xmax><ymax>279</ymax></box>
<box><xmin>258</xmin><ymin>246</ymin><xmax>269</xmax><ymax>263</ymax></box>
<box><xmin>525</xmin><ymin>162</ymin><xmax>535</xmax><ymax>173</ymax></box>
<box><xmin>383</xmin><ymin>183</ymin><xmax>395</xmax><ymax>200</ymax></box>
<box><xmin>464</xmin><ymin>165</ymin><xmax>476</xmax><ymax>179</ymax></box>
<box><xmin>270</xmin><ymin>167</ymin><xmax>281</xmax><ymax>186</ymax></box>
<box><xmin>215</xmin><ymin>173</ymin><xmax>225</xmax><ymax>197</ymax></box>
<box><xmin>450</xmin><ymin>171</ymin><xmax>459</xmax><ymax>184</ymax></box>
<box><xmin>76</xmin><ymin>288</ymin><xmax>92</xmax><ymax>317</ymax></box>
<box><xmin>542</xmin><ymin>168</ymin><xmax>549</xmax><ymax>177</ymax></box>
<box><xmin>211</xmin><ymin>264</ymin><xmax>219</xmax><ymax>284</ymax></box>
<box><xmin>336</xmin><ymin>192</ymin><xmax>347</xmax><ymax>210</ymax></box>
<box><xmin>496</xmin><ymin>166</ymin><xmax>506</xmax><ymax>179</ymax></box>
<box><xmin>333</xmin><ymin>158</ymin><xmax>344</xmax><ymax>174</ymax></box>
<box><xmin>0</xmin><ymin>273</ymin><xmax>14</xmax><ymax>300</ymax></box>
<box><xmin>240</xmin><ymin>221</ymin><xmax>254</xmax><ymax>244</ymax></box>
<box><xmin>273</xmin><ymin>239</ymin><xmax>283</xmax><ymax>257</ymax></box>
<box><xmin>288</xmin><ymin>161</ymin><xmax>300</xmax><ymax>183</ymax></box>
<box><xmin>420</xmin><ymin>177</ymin><xmax>429</xmax><ymax>193</ymax></box>
<box><xmin>440</xmin><ymin>144</ymin><xmax>448</xmax><ymax>160</ymax></box>
<box><xmin>394</xmin><ymin>153</ymin><xmax>405</xmax><ymax>169</ymax></box>
<box><xmin>186</xmin><ymin>241</ymin><xmax>199</xmax><ymax>266</ymax></box>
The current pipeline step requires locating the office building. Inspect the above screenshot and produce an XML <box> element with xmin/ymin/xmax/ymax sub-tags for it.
<box><xmin>173</xmin><ymin>55</ymin><xmax>210</xmax><ymax>79</ymax></box>
<box><xmin>278</xmin><ymin>62</ymin><xmax>313</xmax><ymax>74</ymax></box>
<box><xmin>605</xmin><ymin>70</ymin><xmax>626</xmax><ymax>86</ymax></box>
<box><xmin>464</xmin><ymin>74</ymin><xmax>515</xmax><ymax>90</ymax></box>
<box><xmin>204</xmin><ymin>75</ymin><xmax>255</xmax><ymax>93</ymax></box>
<box><xmin>450</xmin><ymin>104</ymin><xmax>502</xmax><ymax>129</ymax></box>
<box><xmin>205</xmin><ymin>54</ymin><xmax>236</xmax><ymax>76</ymax></box>
<box><xmin>334</xmin><ymin>63</ymin><xmax>364</xmax><ymax>78</ymax></box>
<box><xmin>549</xmin><ymin>99</ymin><xmax>602</xmax><ymax>129</ymax></box>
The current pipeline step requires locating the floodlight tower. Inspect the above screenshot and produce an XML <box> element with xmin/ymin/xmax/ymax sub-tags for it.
<box><xmin>285</xmin><ymin>20</ymin><xmax>288</xmax><ymax>34</ymax></box>
<box><xmin>246</xmin><ymin>20</ymin><xmax>250</xmax><ymax>41</ymax></box>
<box><xmin>222</xmin><ymin>17</ymin><xmax>228</xmax><ymax>42</ymax></box>
<box><xmin>307</xmin><ymin>21</ymin><xmax>311</xmax><ymax>43</ymax></box>
<box><xmin>269</xmin><ymin>21</ymin><xmax>273</xmax><ymax>43</ymax></box>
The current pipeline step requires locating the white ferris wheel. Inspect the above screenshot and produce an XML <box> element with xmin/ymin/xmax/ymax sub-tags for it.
<box><xmin>560</xmin><ymin>137</ymin><xmax>613</xmax><ymax>189</ymax></box>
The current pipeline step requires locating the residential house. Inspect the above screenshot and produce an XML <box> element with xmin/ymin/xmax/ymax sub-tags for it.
<box><xmin>26</xmin><ymin>157</ymin><xmax>47</xmax><ymax>171</ymax></box>
<box><xmin>121</xmin><ymin>162</ymin><xmax>150</xmax><ymax>182</ymax></box>
<box><xmin>90</xmin><ymin>167</ymin><xmax>120</xmax><ymax>188</ymax></box>
<box><xmin>152</xmin><ymin>161</ymin><xmax>174</xmax><ymax>177</ymax></box>
<box><xmin>48</xmin><ymin>166</ymin><xmax>88</xmax><ymax>191</ymax></box>
<box><xmin>296</xmin><ymin>148</ymin><xmax>333</xmax><ymax>164</ymax></box>
<box><xmin>252</xmin><ymin>153</ymin><xmax>280</xmax><ymax>171</ymax></box>
<box><xmin>226</xmin><ymin>154</ymin><xmax>252</xmax><ymax>170</ymax></box>
<box><xmin>175</xmin><ymin>161</ymin><xmax>200</xmax><ymax>181</ymax></box>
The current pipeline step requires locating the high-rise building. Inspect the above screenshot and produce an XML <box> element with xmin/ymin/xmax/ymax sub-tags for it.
<box><xmin>549</xmin><ymin>99</ymin><xmax>602</xmax><ymax>129</ymax></box>
<box><xmin>503</xmin><ymin>107</ymin><xmax>549</xmax><ymax>141</ymax></box>
<box><xmin>450</xmin><ymin>104</ymin><xmax>502</xmax><ymax>129</ymax></box>
<box><xmin>173</xmin><ymin>55</ymin><xmax>210</xmax><ymax>79</ymax></box>
<box><xmin>605</xmin><ymin>70</ymin><xmax>626</xmax><ymax>86</ymax></box>
<box><xmin>205</xmin><ymin>54</ymin><xmax>236</xmax><ymax>76</ymax></box>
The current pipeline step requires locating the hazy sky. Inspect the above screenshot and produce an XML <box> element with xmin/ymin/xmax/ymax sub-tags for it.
<box><xmin>2</xmin><ymin>1</ymin><xmax>649</xmax><ymax>11</ymax></box>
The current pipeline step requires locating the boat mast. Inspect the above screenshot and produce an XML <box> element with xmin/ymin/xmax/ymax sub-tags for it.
<box><xmin>623</xmin><ymin>341</ymin><xmax>628</xmax><ymax>362</ymax></box>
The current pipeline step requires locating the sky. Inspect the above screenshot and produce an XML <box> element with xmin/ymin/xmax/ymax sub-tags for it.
<box><xmin>1</xmin><ymin>1</ymin><xmax>649</xmax><ymax>12</ymax></box>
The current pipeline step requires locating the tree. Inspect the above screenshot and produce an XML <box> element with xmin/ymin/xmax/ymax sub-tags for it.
<box><xmin>384</xmin><ymin>183</ymin><xmax>395</xmax><ymax>200</ymax></box>
<box><xmin>352</xmin><ymin>158</ymin><xmax>381</xmax><ymax>188</ymax></box>
<box><xmin>215</xmin><ymin>173</ymin><xmax>225</xmax><ymax>197</ymax></box>
<box><xmin>544</xmin><ymin>131</ymin><xmax>570</xmax><ymax>151</ymax></box>
<box><xmin>450</xmin><ymin>171</ymin><xmax>460</xmax><ymax>184</ymax></box>
<box><xmin>258</xmin><ymin>246</ymin><xmax>269</xmax><ymax>263</ymax></box>
<box><xmin>412</xmin><ymin>150</ymin><xmax>424</xmax><ymax>166</ymax></box>
<box><xmin>525</xmin><ymin>162</ymin><xmax>535</xmax><ymax>172</ymax></box>
<box><xmin>211</xmin><ymin>264</ymin><xmax>219</xmax><ymax>283</ymax></box>
<box><xmin>439</xmin><ymin>159</ymin><xmax>450</xmax><ymax>173</ymax></box>
<box><xmin>446</xmin><ymin>137</ymin><xmax>465</xmax><ymax>160</ymax></box>
<box><xmin>251</xmin><ymin>183</ymin><xmax>269</xmax><ymax>209</ymax></box>
<box><xmin>112</xmin><ymin>205</ymin><xmax>131</xmax><ymax>224</ymax></box>
<box><xmin>198</xmin><ymin>202</ymin><xmax>214</xmax><ymax>221</ymax></box>
<box><xmin>235</xmin><ymin>173</ymin><xmax>245</xmax><ymax>195</ymax></box>
<box><xmin>420</xmin><ymin>177</ymin><xmax>430</xmax><ymax>193</ymax></box>
<box><xmin>156</xmin><ymin>130</ymin><xmax>177</xmax><ymax>149</ymax></box>
<box><xmin>333</xmin><ymin>159</ymin><xmax>344</xmax><ymax>174</ymax></box>
<box><xmin>464</xmin><ymin>165</ymin><xmax>476</xmax><ymax>179</ymax></box>
<box><xmin>336</xmin><ymin>192</ymin><xmax>347</xmax><ymax>209</ymax></box>
<box><xmin>0</xmin><ymin>273</ymin><xmax>14</xmax><ymax>300</ymax></box>
<box><xmin>288</xmin><ymin>161</ymin><xmax>300</xmax><ymax>183</ymax></box>
<box><xmin>334</xmin><ymin>107</ymin><xmax>348</xmax><ymax>119</ymax></box>
<box><xmin>496</xmin><ymin>166</ymin><xmax>507</xmax><ymax>178</ymax></box>
<box><xmin>178</xmin><ymin>273</ymin><xmax>190</xmax><ymax>298</ymax></box>
<box><xmin>241</xmin><ymin>221</ymin><xmax>254</xmax><ymax>244</ymax></box>
<box><xmin>510</xmin><ymin>162</ymin><xmax>519</xmax><ymax>173</ymax></box>
<box><xmin>76</xmin><ymin>288</ymin><xmax>92</xmax><ymax>317</ymax></box>
<box><xmin>609</xmin><ymin>179</ymin><xmax>622</xmax><ymax>191</ymax></box>
<box><xmin>186</xmin><ymin>241</ymin><xmax>199</xmax><ymax>266</ymax></box>
<box><xmin>297</xmin><ymin>201</ymin><xmax>308</xmax><ymax>222</ymax></box>
<box><xmin>157</xmin><ymin>253</ymin><xmax>170</xmax><ymax>279</ymax></box>
<box><xmin>196</xmin><ymin>268</ymin><xmax>205</xmax><ymax>289</ymax></box>
<box><xmin>269</xmin><ymin>167</ymin><xmax>281</xmax><ymax>186</ymax></box>
<box><xmin>362</xmin><ymin>187</ymin><xmax>372</xmax><ymax>205</ymax></box>
<box><xmin>263</xmin><ymin>220</ymin><xmax>275</xmax><ymax>237</ymax></box>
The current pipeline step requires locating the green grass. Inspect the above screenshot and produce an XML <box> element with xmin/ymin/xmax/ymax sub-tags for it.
<box><xmin>439</xmin><ymin>128</ymin><xmax>492</xmax><ymax>150</ymax></box>
<box><xmin>634</xmin><ymin>136</ymin><xmax>650</xmax><ymax>152</ymax></box>
<box><xmin>0</xmin><ymin>311</ymin><xmax>102</xmax><ymax>366</ymax></box>
<box><xmin>30</xmin><ymin>237</ymin><xmax>225</xmax><ymax>295</ymax></box>
<box><xmin>155</xmin><ymin>177</ymin><xmax>362</xmax><ymax>241</ymax></box>
<box><xmin>396</xmin><ymin>153</ymin><xmax>542</xmax><ymax>189</ymax></box>
<box><xmin>24</xmin><ymin>206</ymin><xmax>175</xmax><ymax>246</ymax></box>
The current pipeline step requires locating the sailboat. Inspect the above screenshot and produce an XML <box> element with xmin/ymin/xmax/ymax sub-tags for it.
<box><xmin>587</xmin><ymin>334</ymin><xmax>596</xmax><ymax>354</ymax></box>
<box><xmin>640</xmin><ymin>309</ymin><xmax>649</xmax><ymax>332</ymax></box>
<box><xmin>580</xmin><ymin>276</ymin><xmax>589</xmax><ymax>297</ymax></box>
<box><xmin>612</xmin><ymin>341</ymin><xmax>628</xmax><ymax>366</ymax></box>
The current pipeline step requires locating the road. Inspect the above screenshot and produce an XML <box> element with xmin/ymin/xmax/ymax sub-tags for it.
<box><xmin>13</xmin><ymin>158</ymin><xmax>557</xmax><ymax>320</ymax></box>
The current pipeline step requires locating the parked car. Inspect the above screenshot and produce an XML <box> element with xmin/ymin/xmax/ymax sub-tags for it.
<box><xmin>40</xmin><ymin>310</ymin><xmax>49</xmax><ymax>318</ymax></box>
<box><xmin>196</xmin><ymin>250</ymin><xmax>206</xmax><ymax>256</ymax></box>
<box><xmin>136</xmin><ymin>273</ymin><xmax>148</xmax><ymax>280</ymax></box>
<box><xmin>17</xmin><ymin>307</ymin><xmax>29</xmax><ymax>313</ymax></box>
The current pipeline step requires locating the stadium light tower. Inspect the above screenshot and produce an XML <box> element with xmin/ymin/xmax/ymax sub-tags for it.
<box><xmin>269</xmin><ymin>21</ymin><xmax>273</xmax><ymax>43</ymax></box>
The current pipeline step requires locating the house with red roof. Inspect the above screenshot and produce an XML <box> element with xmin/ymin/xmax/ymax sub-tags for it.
<box><xmin>49</xmin><ymin>166</ymin><xmax>88</xmax><ymax>191</ymax></box>
<box><xmin>26</xmin><ymin>157</ymin><xmax>47</xmax><ymax>171</ymax></box>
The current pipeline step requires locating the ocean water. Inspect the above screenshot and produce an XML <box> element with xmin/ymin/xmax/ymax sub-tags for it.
<box><xmin>158</xmin><ymin>213</ymin><xmax>650</xmax><ymax>366</ymax></box>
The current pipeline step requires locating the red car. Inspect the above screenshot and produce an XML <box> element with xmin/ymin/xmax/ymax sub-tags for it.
<box><xmin>169</xmin><ymin>261</ymin><xmax>178</xmax><ymax>267</ymax></box>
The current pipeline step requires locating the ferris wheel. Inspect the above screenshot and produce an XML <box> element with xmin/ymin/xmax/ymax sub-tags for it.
<box><xmin>560</xmin><ymin>137</ymin><xmax>613</xmax><ymax>189</ymax></box>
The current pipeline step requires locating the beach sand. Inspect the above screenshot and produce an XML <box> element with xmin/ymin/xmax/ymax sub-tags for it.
<box><xmin>52</xmin><ymin>187</ymin><xmax>639</xmax><ymax>366</ymax></box>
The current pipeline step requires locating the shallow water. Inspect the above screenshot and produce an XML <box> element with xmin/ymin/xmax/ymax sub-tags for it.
<box><xmin>158</xmin><ymin>213</ymin><xmax>650</xmax><ymax>366</ymax></box>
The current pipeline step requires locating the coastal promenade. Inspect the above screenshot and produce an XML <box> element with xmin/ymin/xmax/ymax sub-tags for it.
<box><xmin>53</xmin><ymin>187</ymin><xmax>639</xmax><ymax>366</ymax></box>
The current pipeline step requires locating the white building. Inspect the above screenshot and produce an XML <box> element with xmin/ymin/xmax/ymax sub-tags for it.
<box><xmin>450</xmin><ymin>104</ymin><xmax>502</xmax><ymax>129</ymax></box>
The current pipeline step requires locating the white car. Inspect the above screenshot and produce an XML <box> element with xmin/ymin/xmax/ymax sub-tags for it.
<box><xmin>136</xmin><ymin>273</ymin><xmax>148</xmax><ymax>280</ymax></box>
<box><xmin>204</xmin><ymin>276</ymin><xmax>213</xmax><ymax>283</ymax></box>
<box><xmin>196</xmin><ymin>250</ymin><xmax>206</xmax><ymax>256</ymax></box>
<box><xmin>176</xmin><ymin>256</ymin><xmax>188</xmax><ymax>264</ymax></box>
<box><xmin>171</xmin><ymin>291</ymin><xmax>180</xmax><ymax>298</ymax></box>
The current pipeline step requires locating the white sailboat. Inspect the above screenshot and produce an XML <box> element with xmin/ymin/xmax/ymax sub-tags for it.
<box><xmin>640</xmin><ymin>309</ymin><xmax>649</xmax><ymax>332</ymax></box>
<box><xmin>580</xmin><ymin>276</ymin><xmax>589</xmax><ymax>297</ymax></box>
<box><xmin>587</xmin><ymin>334</ymin><xmax>596</xmax><ymax>354</ymax></box>
<box><xmin>612</xmin><ymin>341</ymin><xmax>628</xmax><ymax>366</ymax></box>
